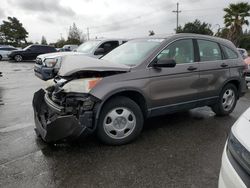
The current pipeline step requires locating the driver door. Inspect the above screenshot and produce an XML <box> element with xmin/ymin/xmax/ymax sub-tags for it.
<box><xmin>149</xmin><ymin>39</ymin><xmax>200</xmax><ymax>116</ymax></box>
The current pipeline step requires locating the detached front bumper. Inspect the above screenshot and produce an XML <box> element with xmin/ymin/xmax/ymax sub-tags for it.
<box><xmin>32</xmin><ymin>89</ymin><xmax>94</xmax><ymax>143</ymax></box>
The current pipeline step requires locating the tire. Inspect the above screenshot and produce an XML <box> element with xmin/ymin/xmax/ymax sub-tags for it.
<box><xmin>212</xmin><ymin>84</ymin><xmax>238</xmax><ymax>116</ymax></box>
<box><xmin>0</xmin><ymin>55</ymin><xmax>2</xmax><ymax>61</ymax></box>
<box><xmin>14</xmin><ymin>55</ymin><xmax>23</xmax><ymax>62</ymax></box>
<box><xmin>97</xmin><ymin>96</ymin><xmax>144</xmax><ymax>145</ymax></box>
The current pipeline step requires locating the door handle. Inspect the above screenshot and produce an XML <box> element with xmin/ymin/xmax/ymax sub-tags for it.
<box><xmin>187</xmin><ymin>66</ymin><xmax>197</xmax><ymax>71</ymax></box>
<box><xmin>220</xmin><ymin>63</ymin><xmax>228</xmax><ymax>68</ymax></box>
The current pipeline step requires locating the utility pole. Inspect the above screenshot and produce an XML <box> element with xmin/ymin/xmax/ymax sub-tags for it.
<box><xmin>172</xmin><ymin>2</ymin><xmax>181</xmax><ymax>32</ymax></box>
<box><xmin>87</xmin><ymin>27</ymin><xmax>90</xmax><ymax>40</ymax></box>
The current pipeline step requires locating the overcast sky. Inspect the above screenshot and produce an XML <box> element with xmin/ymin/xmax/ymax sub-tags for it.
<box><xmin>0</xmin><ymin>0</ymin><xmax>249</xmax><ymax>43</ymax></box>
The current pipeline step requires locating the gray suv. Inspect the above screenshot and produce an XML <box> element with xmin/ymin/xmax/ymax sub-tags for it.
<box><xmin>33</xmin><ymin>34</ymin><xmax>247</xmax><ymax>145</ymax></box>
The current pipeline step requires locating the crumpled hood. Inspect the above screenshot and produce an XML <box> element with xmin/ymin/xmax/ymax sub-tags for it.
<box><xmin>37</xmin><ymin>51</ymin><xmax>88</xmax><ymax>60</ymax></box>
<box><xmin>58</xmin><ymin>55</ymin><xmax>131</xmax><ymax>77</ymax></box>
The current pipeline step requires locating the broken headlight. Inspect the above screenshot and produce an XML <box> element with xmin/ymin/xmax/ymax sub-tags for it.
<box><xmin>44</xmin><ymin>58</ymin><xmax>58</xmax><ymax>67</ymax></box>
<box><xmin>228</xmin><ymin>132</ymin><xmax>250</xmax><ymax>175</ymax></box>
<box><xmin>62</xmin><ymin>78</ymin><xmax>102</xmax><ymax>93</ymax></box>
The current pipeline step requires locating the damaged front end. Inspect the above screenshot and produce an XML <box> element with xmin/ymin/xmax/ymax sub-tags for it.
<box><xmin>32</xmin><ymin>77</ymin><xmax>101</xmax><ymax>143</ymax></box>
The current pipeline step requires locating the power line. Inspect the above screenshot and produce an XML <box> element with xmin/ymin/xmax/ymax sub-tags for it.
<box><xmin>85</xmin><ymin>5</ymin><xmax>225</xmax><ymax>37</ymax></box>
<box><xmin>172</xmin><ymin>2</ymin><xmax>181</xmax><ymax>32</ymax></box>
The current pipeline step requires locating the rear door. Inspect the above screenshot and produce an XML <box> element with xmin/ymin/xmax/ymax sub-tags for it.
<box><xmin>196</xmin><ymin>39</ymin><xmax>230</xmax><ymax>99</ymax></box>
<box><xmin>149</xmin><ymin>39</ymin><xmax>200</xmax><ymax>115</ymax></box>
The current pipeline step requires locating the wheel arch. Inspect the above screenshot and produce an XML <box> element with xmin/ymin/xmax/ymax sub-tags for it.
<box><xmin>220</xmin><ymin>78</ymin><xmax>241</xmax><ymax>99</ymax></box>
<box><xmin>94</xmin><ymin>89</ymin><xmax>149</xmax><ymax>128</ymax></box>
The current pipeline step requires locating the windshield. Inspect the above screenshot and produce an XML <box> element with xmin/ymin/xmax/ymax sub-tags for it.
<box><xmin>76</xmin><ymin>40</ymin><xmax>100</xmax><ymax>53</ymax></box>
<box><xmin>101</xmin><ymin>39</ymin><xmax>164</xmax><ymax>66</ymax></box>
<box><xmin>23</xmin><ymin>45</ymin><xmax>32</xmax><ymax>51</ymax></box>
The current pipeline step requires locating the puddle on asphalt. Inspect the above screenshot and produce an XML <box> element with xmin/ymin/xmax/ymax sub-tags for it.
<box><xmin>13</xmin><ymin>69</ymin><xmax>22</xmax><ymax>72</ymax></box>
<box><xmin>0</xmin><ymin>123</ymin><xmax>33</xmax><ymax>133</ymax></box>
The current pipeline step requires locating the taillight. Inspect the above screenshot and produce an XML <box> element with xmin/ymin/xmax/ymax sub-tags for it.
<box><xmin>243</xmin><ymin>60</ymin><xmax>248</xmax><ymax>76</ymax></box>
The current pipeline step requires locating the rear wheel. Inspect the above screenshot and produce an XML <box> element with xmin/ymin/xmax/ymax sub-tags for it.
<box><xmin>0</xmin><ymin>55</ymin><xmax>2</xmax><ymax>61</ymax></box>
<box><xmin>14</xmin><ymin>55</ymin><xmax>23</xmax><ymax>62</ymax></box>
<box><xmin>97</xmin><ymin>96</ymin><xmax>144</xmax><ymax>145</ymax></box>
<box><xmin>212</xmin><ymin>84</ymin><xmax>238</xmax><ymax>116</ymax></box>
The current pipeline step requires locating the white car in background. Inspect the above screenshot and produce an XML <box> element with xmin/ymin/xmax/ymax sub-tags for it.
<box><xmin>0</xmin><ymin>46</ymin><xmax>17</xmax><ymax>60</ymax></box>
<box><xmin>237</xmin><ymin>48</ymin><xmax>248</xmax><ymax>59</ymax></box>
<box><xmin>219</xmin><ymin>107</ymin><xmax>250</xmax><ymax>188</ymax></box>
<box><xmin>34</xmin><ymin>38</ymin><xmax>127</xmax><ymax>80</ymax></box>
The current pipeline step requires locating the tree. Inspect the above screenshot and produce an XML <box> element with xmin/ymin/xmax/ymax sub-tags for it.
<box><xmin>67</xmin><ymin>23</ymin><xmax>82</xmax><ymax>45</ymax></box>
<box><xmin>55</xmin><ymin>37</ymin><xmax>66</xmax><ymax>48</ymax></box>
<box><xmin>224</xmin><ymin>2</ymin><xmax>250</xmax><ymax>46</ymax></box>
<box><xmin>176</xmin><ymin>19</ymin><xmax>213</xmax><ymax>36</ymax></box>
<box><xmin>41</xmin><ymin>36</ymin><xmax>47</xmax><ymax>45</ymax></box>
<box><xmin>215</xmin><ymin>28</ymin><xmax>230</xmax><ymax>38</ymax></box>
<box><xmin>149</xmin><ymin>30</ymin><xmax>155</xmax><ymax>36</ymax></box>
<box><xmin>0</xmin><ymin>17</ymin><xmax>28</xmax><ymax>46</ymax></box>
<box><xmin>239</xmin><ymin>29</ymin><xmax>250</xmax><ymax>50</ymax></box>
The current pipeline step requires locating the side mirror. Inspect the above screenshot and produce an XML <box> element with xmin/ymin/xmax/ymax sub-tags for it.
<box><xmin>26</xmin><ymin>48</ymin><xmax>31</xmax><ymax>51</ymax></box>
<box><xmin>94</xmin><ymin>48</ymin><xmax>105</xmax><ymax>55</ymax></box>
<box><xmin>154</xmin><ymin>58</ymin><xmax>176</xmax><ymax>68</ymax></box>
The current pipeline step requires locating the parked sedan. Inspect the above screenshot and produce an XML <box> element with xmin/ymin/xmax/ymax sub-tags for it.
<box><xmin>34</xmin><ymin>39</ymin><xmax>127</xmax><ymax>80</ymax></box>
<box><xmin>219</xmin><ymin>107</ymin><xmax>250</xmax><ymax>188</ymax></box>
<box><xmin>33</xmin><ymin>34</ymin><xmax>247</xmax><ymax>145</ymax></box>
<box><xmin>0</xmin><ymin>47</ymin><xmax>17</xmax><ymax>60</ymax></box>
<box><xmin>8</xmin><ymin>45</ymin><xmax>57</xmax><ymax>62</ymax></box>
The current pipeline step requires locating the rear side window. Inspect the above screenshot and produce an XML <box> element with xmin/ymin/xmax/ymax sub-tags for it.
<box><xmin>157</xmin><ymin>39</ymin><xmax>194</xmax><ymax>64</ymax></box>
<box><xmin>197</xmin><ymin>40</ymin><xmax>222</xmax><ymax>62</ymax></box>
<box><xmin>222</xmin><ymin>46</ymin><xmax>238</xmax><ymax>59</ymax></box>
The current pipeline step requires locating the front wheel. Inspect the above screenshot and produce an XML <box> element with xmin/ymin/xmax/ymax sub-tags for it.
<box><xmin>212</xmin><ymin>84</ymin><xmax>238</xmax><ymax>116</ymax></box>
<box><xmin>14</xmin><ymin>55</ymin><xmax>23</xmax><ymax>62</ymax></box>
<box><xmin>97</xmin><ymin>96</ymin><xmax>144</xmax><ymax>145</ymax></box>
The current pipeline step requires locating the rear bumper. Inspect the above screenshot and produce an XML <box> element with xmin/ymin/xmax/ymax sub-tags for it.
<box><xmin>34</xmin><ymin>64</ymin><xmax>55</xmax><ymax>81</ymax></box>
<box><xmin>32</xmin><ymin>89</ymin><xmax>93</xmax><ymax>142</ymax></box>
<box><xmin>245</xmin><ymin>69</ymin><xmax>250</xmax><ymax>82</ymax></box>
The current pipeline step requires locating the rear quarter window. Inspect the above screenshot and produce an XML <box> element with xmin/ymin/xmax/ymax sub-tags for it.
<box><xmin>222</xmin><ymin>46</ymin><xmax>238</xmax><ymax>59</ymax></box>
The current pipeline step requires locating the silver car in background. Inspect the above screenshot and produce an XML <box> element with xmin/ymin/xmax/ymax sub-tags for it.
<box><xmin>34</xmin><ymin>38</ymin><xmax>127</xmax><ymax>80</ymax></box>
<box><xmin>0</xmin><ymin>46</ymin><xmax>17</xmax><ymax>60</ymax></box>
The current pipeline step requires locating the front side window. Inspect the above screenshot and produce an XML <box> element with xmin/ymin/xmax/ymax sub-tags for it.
<box><xmin>98</xmin><ymin>41</ymin><xmax>119</xmax><ymax>54</ymax></box>
<box><xmin>23</xmin><ymin>45</ymin><xmax>33</xmax><ymax>51</ymax></box>
<box><xmin>157</xmin><ymin>39</ymin><xmax>194</xmax><ymax>64</ymax></box>
<box><xmin>197</xmin><ymin>40</ymin><xmax>222</xmax><ymax>61</ymax></box>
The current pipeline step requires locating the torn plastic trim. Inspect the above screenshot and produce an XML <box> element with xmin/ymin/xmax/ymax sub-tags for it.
<box><xmin>33</xmin><ymin>89</ymin><xmax>97</xmax><ymax>142</ymax></box>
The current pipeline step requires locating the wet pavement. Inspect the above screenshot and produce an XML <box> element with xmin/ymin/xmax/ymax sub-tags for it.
<box><xmin>0</xmin><ymin>61</ymin><xmax>249</xmax><ymax>188</ymax></box>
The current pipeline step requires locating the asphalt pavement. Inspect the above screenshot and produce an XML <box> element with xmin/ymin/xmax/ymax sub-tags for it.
<box><xmin>0</xmin><ymin>61</ymin><xmax>249</xmax><ymax>188</ymax></box>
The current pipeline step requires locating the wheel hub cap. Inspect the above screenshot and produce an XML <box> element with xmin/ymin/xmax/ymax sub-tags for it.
<box><xmin>103</xmin><ymin>107</ymin><xmax>136</xmax><ymax>139</ymax></box>
<box><xmin>222</xmin><ymin>89</ymin><xmax>235</xmax><ymax>111</ymax></box>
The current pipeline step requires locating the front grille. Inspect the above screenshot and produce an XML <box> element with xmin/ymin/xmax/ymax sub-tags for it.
<box><xmin>246</xmin><ymin>72</ymin><xmax>250</xmax><ymax>77</ymax></box>
<box><xmin>36</xmin><ymin>58</ymin><xmax>43</xmax><ymax>65</ymax></box>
